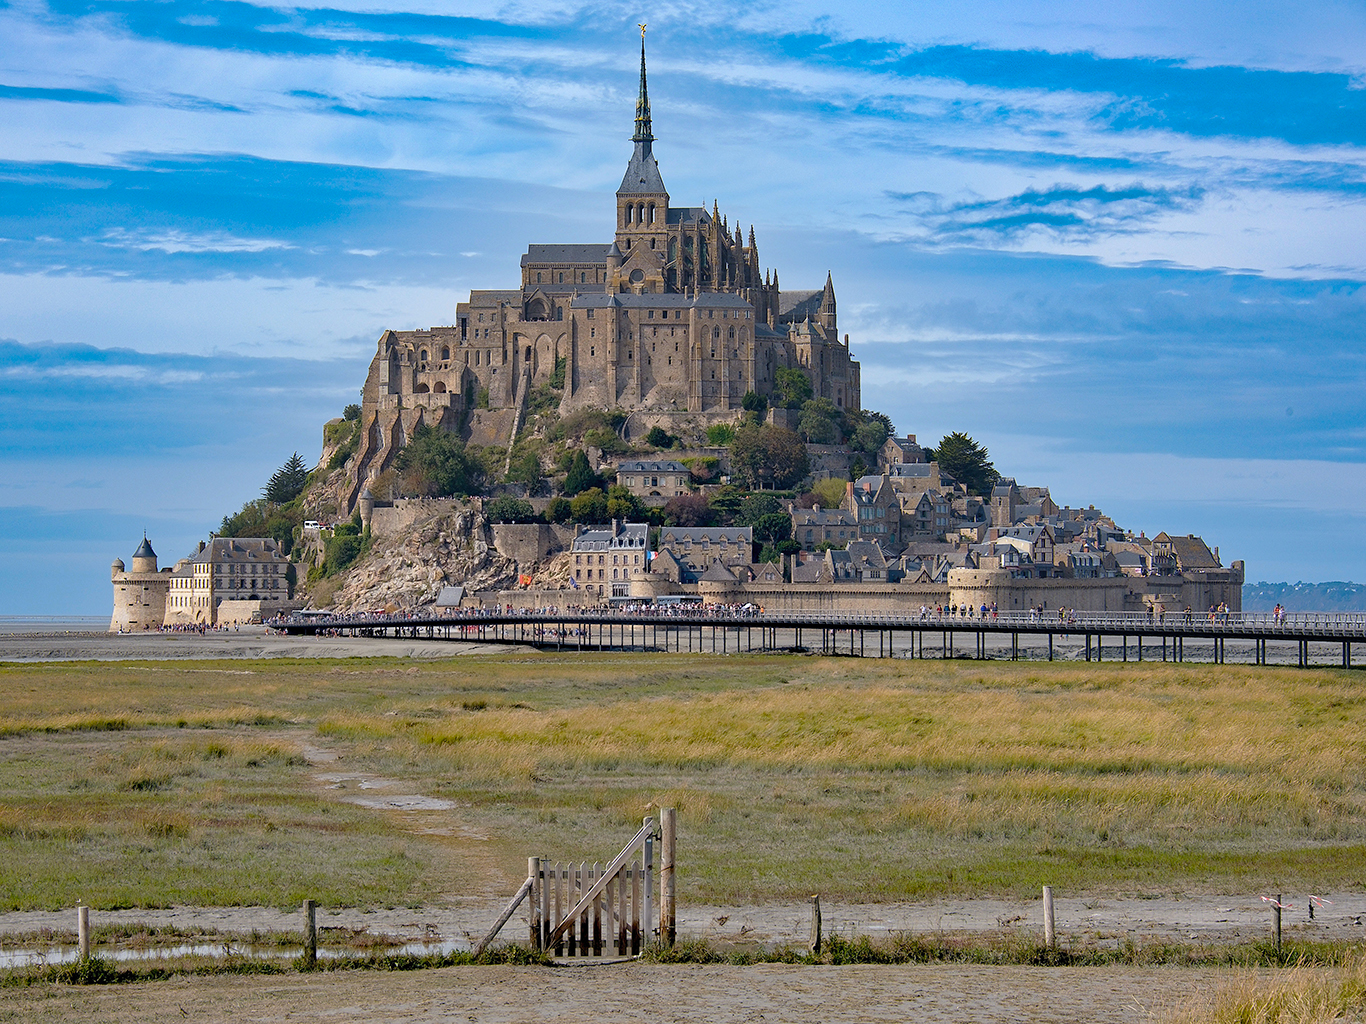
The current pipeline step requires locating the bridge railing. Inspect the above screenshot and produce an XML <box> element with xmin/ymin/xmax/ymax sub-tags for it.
<box><xmin>271</xmin><ymin>607</ymin><xmax>1366</xmax><ymax>638</ymax></box>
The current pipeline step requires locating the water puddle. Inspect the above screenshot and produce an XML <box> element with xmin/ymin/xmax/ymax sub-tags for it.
<box><xmin>0</xmin><ymin>937</ymin><xmax>471</xmax><ymax>970</ymax></box>
<box><xmin>313</xmin><ymin>771</ymin><xmax>458</xmax><ymax>811</ymax></box>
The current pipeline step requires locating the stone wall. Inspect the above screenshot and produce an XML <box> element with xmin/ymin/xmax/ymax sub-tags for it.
<box><xmin>491</xmin><ymin>523</ymin><xmax>576</xmax><ymax>564</ymax></box>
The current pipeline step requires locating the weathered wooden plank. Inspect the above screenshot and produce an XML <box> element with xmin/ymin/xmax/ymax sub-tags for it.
<box><xmin>473</xmin><ymin>874</ymin><xmax>533</xmax><ymax>959</ymax></box>
<box><xmin>631</xmin><ymin>859</ymin><xmax>641</xmax><ymax>955</ymax></box>
<box><xmin>545</xmin><ymin>820</ymin><xmax>654</xmax><ymax>946</ymax></box>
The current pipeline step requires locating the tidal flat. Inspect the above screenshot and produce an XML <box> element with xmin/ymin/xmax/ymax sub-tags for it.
<box><xmin>2</xmin><ymin>652</ymin><xmax>1365</xmax><ymax>911</ymax></box>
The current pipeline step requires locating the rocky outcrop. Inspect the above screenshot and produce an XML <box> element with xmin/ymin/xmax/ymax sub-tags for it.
<box><xmin>321</xmin><ymin>505</ymin><xmax>520</xmax><ymax>613</ymax></box>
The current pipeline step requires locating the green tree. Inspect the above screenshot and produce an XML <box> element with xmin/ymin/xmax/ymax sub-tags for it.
<box><xmin>798</xmin><ymin>399</ymin><xmax>839</xmax><ymax>444</ymax></box>
<box><xmin>730</xmin><ymin>425</ymin><xmax>809</xmax><ymax>490</ymax></box>
<box><xmin>662</xmin><ymin>493</ymin><xmax>714</xmax><ymax>527</ymax></box>
<box><xmin>505</xmin><ymin>439</ymin><xmax>544</xmax><ymax>489</ymax></box>
<box><xmin>396</xmin><ymin>424</ymin><xmax>484</xmax><ymax>497</ymax></box>
<box><xmin>741</xmin><ymin>391</ymin><xmax>767</xmax><ymax>416</ymax></box>
<box><xmin>706</xmin><ymin>485</ymin><xmax>747</xmax><ymax>523</ymax></box>
<box><xmin>645</xmin><ymin>425</ymin><xmax>674</xmax><ymax>449</ymax></box>
<box><xmin>343</xmin><ymin>404</ymin><xmax>361</xmax><ymax>421</ymax></box>
<box><xmin>706</xmin><ymin>423</ymin><xmax>736</xmax><ymax>446</ymax></box>
<box><xmin>569</xmin><ymin>487</ymin><xmax>608</xmax><ymax>522</ymax></box>
<box><xmin>929</xmin><ymin>432</ymin><xmax>1000</xmax><ymax>497</ymax></box>
<box><xmin>563</xmin><ymin>450</ymin><xmax>600</xmax><ymax>496</ymax></box>
<box><xmin>606</xmin><ymin>485</ymin><xmax>645</xmax><ymax>521</ymax></box>
<box><xmin>264</xmin><ymin>452</ymin><xmax>309</xmax><ymax>504</ymax></box>
<box><xmin>810</xmin><ymin>477</ymin><xmax>849</xmax><ymax>510</ymax></box>
<box><xmin>736</xmin><ymin>492</ymin><xmax>783</xmax><ymax>526</ymax></box>
<box><xmin>549</xmin><ymin>356</ymin><xmax>567</xmax><ymax>389</ymax></box>
<box><xmin>853</xmin><ymin>414</ymin><xmax>892</xmax><ymax>455</ymax></box>
<box><xmin>485</xmin><ymin>496</ymin><xmax>536</xmax><ymax>523</ymax></box>
<box><xmin>773</xmin><ymin>368</ymin><xmax>813</xmax><ymax>410</ymax></box>
<box><xmin>545</xmin><ymin>496</ymin><xmax>573</xmax><ymax>522</ymax></box>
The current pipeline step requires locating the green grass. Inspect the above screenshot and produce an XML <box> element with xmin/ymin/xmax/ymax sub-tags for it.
<box><xmin>4</xmin><ymin>654</ymin><xmax>1366</xmax><ymax>908</ymax></box>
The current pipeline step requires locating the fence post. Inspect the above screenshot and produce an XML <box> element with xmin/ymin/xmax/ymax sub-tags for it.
<box><xmin>1274</xmin><ymin>893</ymin><xmax>1282</xmax><ymax>954</ymax></box>
<box><xmin>809</xmin><ymin>894</ymin><xmax>822</xmax><ymax>954</ymax></box>
<box><xmin>77</xmin><ymin>904</ymin><xmax>89</xmax><ymax>960</ymax></box>
<box><xmin>529</xmin><ymin>857</ymin><xmax>541</xmax><ymax>949</ymax></box>
<box><xmin>642</xmin><ymin>817</ymin><xmax>654</xmax><ymax>946</ymax></box>
<box><xmin>660</xmin><ymin>806</ymin><xmax>677</xmax><ymax>948</ymax></box>
<box><xmin>303</xmin><ymin>899</ymin><xmax>316</xmax><ymax>966</ymax></box>
<box><xmin>1042</xmin><ymin>886</ymin><xmax>1055</xmax><ymax>951</ymax></box>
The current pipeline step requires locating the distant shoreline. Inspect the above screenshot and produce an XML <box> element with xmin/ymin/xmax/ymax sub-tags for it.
<box><xmin>0</xmin><ymin>616</ymin><xmax>108</xmax><ymax>635</ymax></box>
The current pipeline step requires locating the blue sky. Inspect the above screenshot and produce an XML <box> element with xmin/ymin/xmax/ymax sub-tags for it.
<box><xmin>3</xmin><ymin>0</ymin><xmax>1365</xmax><ymax>613</ymax></box>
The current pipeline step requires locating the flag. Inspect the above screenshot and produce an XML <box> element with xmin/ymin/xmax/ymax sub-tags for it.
<box><xmin>519</xmin><ymin>574</ymin><xmax>533</xmax><ymax>587</ymax></box>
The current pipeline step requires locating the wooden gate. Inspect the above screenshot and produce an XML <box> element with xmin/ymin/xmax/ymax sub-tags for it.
<box><xmin>474</xmin><ymin>810</ymin><xmax>675</xmax><ymax>959</ymax></box>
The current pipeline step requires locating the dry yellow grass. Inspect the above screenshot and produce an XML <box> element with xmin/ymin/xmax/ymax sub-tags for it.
<box><xmin>3</xmin><ymin>654</ymin><xmax>1365</xmax><ymax>906</ymax></box>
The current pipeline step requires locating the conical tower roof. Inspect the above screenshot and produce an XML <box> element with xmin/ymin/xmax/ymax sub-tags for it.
<box><xmin>133</xmin><ymin>536</ymin><xmax>156</xmax><ymax>559</ymax></box>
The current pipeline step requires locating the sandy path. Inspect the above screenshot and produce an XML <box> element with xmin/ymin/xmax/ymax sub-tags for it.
<box><xmin>0</xmin><ymin>630</ymin><xmax>525</xmax><ymax>662</ymax></box>
<box><xmin>0</xmin><ymin>961</ymin><xmax>1250</xmax><ymax>1023</ymax></box>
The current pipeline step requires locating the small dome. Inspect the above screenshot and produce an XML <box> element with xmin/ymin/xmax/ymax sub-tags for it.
<box><xmin>133</xmin><ymin>536</ymin><xmax>156</xmax><ymax>560</ymax></box>
<box><xmin>111</xmin><ymin>558</ymin><xmax>125</xmax><ymax>571</ymax></box>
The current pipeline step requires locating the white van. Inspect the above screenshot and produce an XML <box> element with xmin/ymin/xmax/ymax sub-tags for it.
<box><xmin>304</xmin><ymin>521</ymin><xmax>321</xmax><ymax>531</ymax></box>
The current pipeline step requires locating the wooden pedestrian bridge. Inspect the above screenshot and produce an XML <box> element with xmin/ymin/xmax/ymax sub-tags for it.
<box><xmin>272</xmin><ymin>607</ymin><xmax>1366</xmax><ymax>668</ymax></box>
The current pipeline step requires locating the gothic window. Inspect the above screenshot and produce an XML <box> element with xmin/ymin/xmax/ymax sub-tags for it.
<box><xmin>525</xmin><ymin>347</ymin><xmax>532</xmax><ymax>361</ymax></box>
<box><xmin>581</xmin><ymin>272</ymin><xmax>586</xmax><ymax>283</ymax></box>
<box><xmin>537</xmin><ymin>273</ymin><xmax>542</xmax><ymax>283</ymax></box>
<box><xmin>728</xmin><ymin>327</ymin><xmax>735</xmax><ymax>339</ymax></box>
<box><xmin>650</xmin><ymin>238</ymin><xmax>655</xmax><ymax>249</ymax></box>
<box><xmin>442</xmin><ymin>347</ymin><xmax>450</xmax><ymax>360</ymax></box>
<box><xmin>559</xmin><ymin>272</ymin><xmax>564</xmax><ymax>283</ymax></box>
<box><xmin>648</xmin><ymin>204</ymin><xmax>655</xmax><ymax>224</ymax></box>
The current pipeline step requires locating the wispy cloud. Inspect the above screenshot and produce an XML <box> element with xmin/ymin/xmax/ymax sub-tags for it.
<box><xmin>99</xmin><ymin>227</ymin><xmax>293</xmax><ymax>254</ymax></box>
<box><xmin>892</xmin><ymin>182</ymin><xmax>1207</xmax><ymax>244</ymax></box>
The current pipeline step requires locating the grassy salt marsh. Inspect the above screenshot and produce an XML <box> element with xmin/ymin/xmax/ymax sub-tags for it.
<box><xmin>1</xmin><ymin>654</ymin><xmax>1365</xmax><ymax>911</ymax></box>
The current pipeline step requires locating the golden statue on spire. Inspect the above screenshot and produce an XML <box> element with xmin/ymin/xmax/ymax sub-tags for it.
<box><xmin>639</xmin><ymin>23</ymin><xmax>646</xmax><ymax>38</ymax></box>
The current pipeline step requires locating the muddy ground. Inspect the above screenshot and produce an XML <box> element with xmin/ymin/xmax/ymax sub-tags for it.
<box><xmin>0</xmin><ymin>961</ymin><xmax>1257</xmax><ymax>1023</ymax></box>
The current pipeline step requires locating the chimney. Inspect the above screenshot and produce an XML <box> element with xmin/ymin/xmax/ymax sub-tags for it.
<box><xmin>846</xmin><ymin>481</ymin><xmax>854</xmax><ymax>503</ymax></box>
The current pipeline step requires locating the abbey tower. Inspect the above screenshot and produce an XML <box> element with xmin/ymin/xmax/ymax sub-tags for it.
<box><xmin>344</xmin><ymin>33</ymin><xmax>860</xmax><ymax>513</ymax></box>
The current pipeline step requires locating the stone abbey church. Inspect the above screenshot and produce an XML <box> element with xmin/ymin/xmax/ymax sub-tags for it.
<box><xmin>348</xmin><ymin>36</ymin><xmax>860</xmax><ymax>511</ymax></box>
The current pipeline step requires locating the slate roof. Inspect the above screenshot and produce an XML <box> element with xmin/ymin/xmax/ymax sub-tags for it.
<box><xmin>466</xmin><ymin>290</ymin><xmax>523</xmax><ymax>305</ymax></box>
<box><xmin>133</xmin><ymin>537</ymin><xmax>156</xmax><ymax>559</ymax></box>
<box><xmin>778</xmin><ymin>290</ymin><xmax>821</xmax><ymax>320</ymax></box>
<box><xmin>618</xmin><ymin>460</ymin><xmax>689</xmax><ymax>474</ymax></box>
<box><xmin>619</xmin><ymin>145</ymin><xmax>667</xmax><ymax>194</ymax></box>
<box><xmin>697</xmin><ymin>560</ymin><xmax>739</xmax><ymax>583</ymax></box>
<box><xmin>571</xmin><ymin>522</ymin><xmax>649</xmax><ymax>552</ymax></box>
<box><xmin>665</xmin><ymin>207</ymin><xmax>709</xmax><ymax>225</ymax></box>
<box><xmin>659</xmin><ymin>526</ymin><xmax>754</xmax><ymax>546</ymax></box>
<box><xmin>521</xmin><ymin>244</ymin><xmax>611</xmax><ymax>266</ymax></box>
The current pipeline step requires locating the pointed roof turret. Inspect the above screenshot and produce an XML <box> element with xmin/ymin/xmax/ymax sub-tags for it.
<box><xmin>820</xmin><ymin>271</ymin><xmax>836</xmax><ymax>314</ymax></box>
<box><xmin>133</xmin><ymin>535</ymin><xmax>156</xmax><ymax>560</ymax></box>
<box><xmin>618</xmin><ymin>27</ymin><xmax>667</xmax><ymax>196</ymax></box>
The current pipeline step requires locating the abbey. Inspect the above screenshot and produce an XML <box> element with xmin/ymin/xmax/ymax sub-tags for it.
<box><xmin>348</xmin><ymin>36</ymin><xmax>859</xmax><ymax>510</ymax></box>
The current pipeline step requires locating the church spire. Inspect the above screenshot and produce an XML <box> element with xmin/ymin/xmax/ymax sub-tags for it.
<box><xmin>633</xmin><ymin>25</ymin><xmax>653</xmax><ymax>146</ymax></box>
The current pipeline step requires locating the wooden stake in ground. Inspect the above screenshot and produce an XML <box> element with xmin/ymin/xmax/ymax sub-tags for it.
<box><xmin>660</xmin><ymin>807</ymin><xmax>676</xmax><ymax>948</ymax></box>
<box><xmin>1274</xmin><ymin>893</ymin><xmax>1282</xmax><ymax>954</ymax></box>
<box><xmin>1043</xmin><ymin>886</ymin><xmax>1056</xmax><ymax>951</ymax></box>
<box><xmin>809</xmin><ymin>895</ymin><xmax>822</xmax><ymax>954</ymax></box>
<box><xmin>303</xmin><ymin>899</ymin><xmax>316</xmax><ymax>966</ymax></box>
<box><xmin>77</xmin><ymin>904</ymin><xmax>89</xmax><ymax>960</ymax></box>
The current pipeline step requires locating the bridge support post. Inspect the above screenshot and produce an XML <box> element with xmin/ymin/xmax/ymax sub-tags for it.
<box><xmin>1048</xmin><ymin>633</ymin><xmax>1053</xmax><ymax>662</ymax></box>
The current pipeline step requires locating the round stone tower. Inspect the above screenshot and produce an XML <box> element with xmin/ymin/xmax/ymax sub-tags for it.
<box><xmin>110</xmin><ymin>536</ymin><xmax>170</xmax><ymax>632</ymax></box>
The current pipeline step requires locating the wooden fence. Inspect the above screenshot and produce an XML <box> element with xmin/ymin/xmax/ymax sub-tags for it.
<box><xmin>474</xmin><ymin>810</ymin><xmax>675</xmax><ymax>959</ymax></box>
